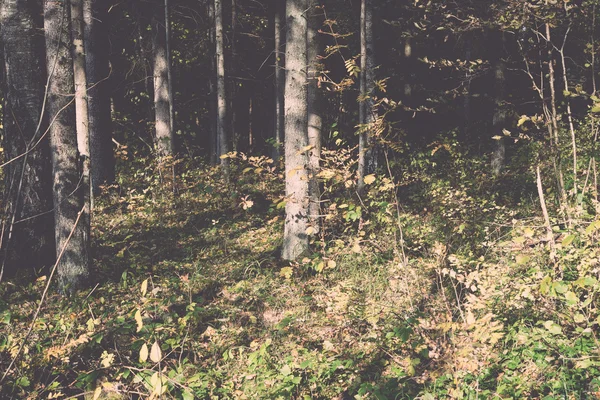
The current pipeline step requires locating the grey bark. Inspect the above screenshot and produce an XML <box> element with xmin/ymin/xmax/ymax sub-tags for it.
<box><xmin>307</xmin><ymin>2</ymin><xmax>322</xmax><ymax>231</ymax></box>
<box><xmin>71</xmin><ymin>0</ymin><xmax>91</xmax><ymax>221</ymax></box>
<box><xmin>84</xmin><ymin>0</ymin><xmax>114</xmax><ymax>193</ymax></box>
<box><xmin>44</xmin><ymin>0</ymin><xmax>89</xmax><ymax>292</ymax></box>
<box><xmin>215</xmin><ymin>0</ymin><xmax>229</xmax><ymax>173</ymax></box>
<box><xmin>207</xmin><ymin>0</ymin><xmax>218</xmax><ymax>164</ymax></box>
<box><xmin>357</xmin><ymin>0</ymin><xmax>376</xmax><ymax>195</ymax></box>
<box><xmin>282</xmin><ymin>0</ymin><xmax>309</xmax><ymax>261</ymax></box>
<box><xmin>273</xmin><ymin>0</ymin><xmax>285</xmax><ymax>161</ymax></box>
<box><xmin>491</xmin><ymin>35</ymin><xmax>507</xmax><ymax>176</ymax></box>
<box><xmin>165</xmin><ymin>0</ymin><xmax>174</xmax><ymax>135</ymax></box>
<box><xmin>0</xmin><ymin>0</ymin><xmax>54</xmax><ymax>277</ymax></box>
<box><xmin>152</xmin><ymin>1</ymin><xmax>173</xmax><ymax>156</ymax></box>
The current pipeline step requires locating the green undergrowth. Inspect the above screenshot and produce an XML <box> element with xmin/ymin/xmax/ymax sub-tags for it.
<box><xmin>2</xmin><ymin>145</ymin><xmax>600</xmax><ymax>399</ymax></box>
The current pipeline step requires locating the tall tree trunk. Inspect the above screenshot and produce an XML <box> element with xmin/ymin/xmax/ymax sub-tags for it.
<box><xmin>0</xmin><ymin>0</ymin><xmax>54</xmax><ymax>278</ymax></box>
<box><xmin>282</xmin><ymin>0</ymin><xmax>309</xmax><ymax>261</ymax></box>
<box><xmin>273</xmin><ymin>0</ymin><xmax>285</xmax><ymax>161</ymax></box>
<box><xmin>152</xmin><ymin>1</ymin><xmax>173</xmax><ymax>156</ymax></box>
<box><xmin>207</xmin><ymin>0</ymin><xmax>218</xmax><ymax>164</ymax></box>
<box><xmin>215</xmin><ymin>0</ymin><xmax>229</xmax><ymax>173</ymax></box>
<box><xmin>71</xmin><ymin>0</ymin><xmax>91</xmax><ymax>218</ymax></box>
<box><xmin>307</xmin><ymin>2</ymin><xmax>322</xmax><ymax>231</ymax></box>
<box><xmin>230</xmin><ymin>0</ymin><xmax>238</xmax><ymax>152</ymax></box>
<box><xmin>357</xmin><ymin>0</ymin><xmax>376</xmax><ymax>195</ymax></box>
<box><xmin>84</xmin><ymin>0</ymin><xmax>114</xmax><ymax>194</ymax></box>
<box><xmin>164</xmin><ymin>0</ymin><xmax>174</xmax><ymax>135</ymax></box>
<box><xmin>491</xmin><ymin>32</ymin><xmax>507</xmax><ymax>176</ymax></box>
<box><xmin>44</xmin><ymin>0</ymin><xmax>90</xmax><ymax>293</ymax></box>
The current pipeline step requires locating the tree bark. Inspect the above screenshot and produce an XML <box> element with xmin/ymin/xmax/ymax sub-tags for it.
<box><xmin>0</xmin><ymin>0</ymin><xmax>54</xmax><ymax>277</ymax></box>
<box><xmin>152</xmin><ymin>1</ymin><xmax>173</xmax><ymax>157</ymax></box>
<box><xmin>84</xmin><ymin>0</ymin><xmax>114</xmax><ymax>193</ymax></box>
<box><xmin>282</xmin><ymin>0</ymin><xmax>309</xmax><ymax>261</ymax></box>
<box><xmin>71</xmin><ymin>0</ymin><xmax>91</xmax><ymax>220</ymax></box>
<box><xmin>273</xmin><ymin>0</ymin><xmax>285</xmax><ymax>161</ymax></box>
<box><xmin>357</xmin><ymin>0</ymin><xmax>376</xmax><ymax>195</ymax></box>
<box><xmin>491</xmin><ymin>32</ymin><xmax>507</xmax><ymax>176</ymax></box>
<box><xmin>207</xmin><ymin>0</ymin><xmax>218</xmax><ymax>164</ymax></box>
<box><xmin>44</xmin><ymin>0</ymin><xmax>90</xmax><ymax>293</ymax></box>
<box><xmin>307</xmin><ymin>2</ymin><xmax>322</xmax><ymax>231</ymax></box>
<box><xmin>215</xmin><ymin>0</ymin><xmax>229</xmax><ymax>173</ymax></box>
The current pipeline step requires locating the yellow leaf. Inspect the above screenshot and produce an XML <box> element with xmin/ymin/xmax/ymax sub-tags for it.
<box><xmin>150</xmin><ymin>341</ymin><xmax>162</xmax><ymax>363</ymax></box>
<box><xmin>517</xmin><ymin>115</ymin><xmax>529</xmax><ymax>127</ymax></box>
<box><xmin>135</xmin><ymin>310</ymin><xmax>143</xmax><ymax>332</ymax></box>
<box><xmin>92</xmin><ymin>387</ymin><xmax>102</xmax><ymax>400</ymax></box>
<box><xmin>219</xmin><ymin>154</ymin><xmax>229</xmax><ymax>159</ymax></box>
<box><xmin>279</xmin><ymin>267</ymin><xmax>293</xmax><ymax>279</ymax></box>
<box><xmin>327</xmin><ymin>260</ymin><xmax>337</xmax><ymax>269</ymax></box>
<box><xmin>363</xmin><ymin>174</ymin><xmax>376</xmax><ymax>185</ymax></box>
<box><xmin>140</xmin><ymin>279</ymin><xmax>148</xmax><ymax>297</ymax></box>
<box><xmin>305</xmin><ymin>226</ymin><xmax>316</xmax><ymax>235</ymax></box>
<box><xmin>139</xmin><ymin>343</ymin><xmax>149</xmax><ymax>363</ymax></box>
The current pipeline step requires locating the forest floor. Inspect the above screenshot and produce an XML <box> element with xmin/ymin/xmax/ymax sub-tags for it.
<box><xmin>2</xmin><ymin>150</ymin><xmax>600</xmax><ymax>399</ymax></box>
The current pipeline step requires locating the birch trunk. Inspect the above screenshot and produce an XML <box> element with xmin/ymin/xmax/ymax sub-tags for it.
<box><xmin>282</xmin><ymin>0</ymin><xmax>309</xmax><ymax>261</ymax></box>
<box><xmin>307</xmin><ymin>2</ymin><xmax>322</xmax><ymax>231</ymax></box>
<box><xmin>215</xmin><ymin>0</ymin><xmax>229</xmax><ymax>173</ymax></box>
<box><xmin>152</xmin><ymin>2</ymin><xmax>173</xmax><ymax>156</ymax></box>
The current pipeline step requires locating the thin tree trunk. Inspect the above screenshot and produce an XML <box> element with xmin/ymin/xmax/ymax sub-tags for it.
<box><xmin>273</xmin><ymin>0</ymin><xmax>285</xmax><ymax>161</ymax></box>
<box><xmin>207</xmin><ymin>0</ymin><xmax>218</xmax><ymax>164</ymax></box>
<box><xmin>0</xmin><ymin>0</ymin><xmax>54</xmax><ymax>277</ymax></box>
<box><xmin>282</xmin><ymin>0</ymin><xmax>309</xmax><ymax>261</ymax></box>
<box><xmin>215</xmin><ymin>0</ymin><xmax>229</xmax><ymax>174</ymax></box>
<box><xmin>165</xmin><ymin>0</ymin><xmax>174</xmax><ymax>135</ymax></box>
<box><xmin>71</xmin><ymin>0</ymin><xmax>92</xmax><ymax>223</ymax></box>
<box><xmin>358</xmin><ymin>0</ymin><xmax>376</xmax><ymax>195</ymax></box>
<box><xmin>152</xmin><ymin>1</ymin><xmax>173</xmax><ymax>156</ymax></box>
<box><xmin>307</xmin><ymin>2</ymin><xmax>322</xmax><ymax>231</ymax></box>
<box><xmin>84</xmin><ymin>0</ymin><xmax>114</xmax><ymax>194</ymax></box>
<box><xmin>558</xmin><ymin>28</ymin><xmax>578</xmax><ymax>195</ymax></box>
<box><xmin>230</xmin><ymin>0</ymin><xmax>238</xmax><ymax>152</ymax></box>
<box><xmin>491</xmin><ymin>32</ymin><xmax>507</xmax><ymax>176</ymax></box>
<box><xmin>44</xmin><ymin>0</ymin><xmax>90</xmax><ymax>293</ymax></box>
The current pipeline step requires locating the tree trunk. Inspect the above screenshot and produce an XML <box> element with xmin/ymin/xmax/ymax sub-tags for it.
<box><xmin>273</xmin><ymin>0</ymin><xmax>285</xmax><ymax>161</ymax></box>
<box><xmin>44</xmin><ymin>0</ymin><xmax>90</xmax><ymax>293</ymax></box>
<box><xmin>84</xmin><ymin>0</ymin><xmax>114</xmax><ymax>193</ymax></box>
<box><xmin>152</xmin><ymin>1</ymin><xmax>173</xmax><ymax>156</ymax></box>
<box><xmin>215</xmin><ymin>0</ymin><xmax>229</xmax><ymax>173</ymax></box>
<box><xmin>282</xmin><ymin>0</ymin><xmax>309</xmax><ymax>261</ymax></box>
<box><xmin>71</xmin><ymin>0</ymin><xmax>91</xmax><ymax>220</ymax></box>
<box><xmin>0</xmin><ymin>0</ymin><xmax>54</xmax><ymax>278</ymax></box>
<box><xmin>491</xmin><ymin>32</ymin><xmax>507</xmax><ymax>176</ymax></box>
<box><xmin>207</xmin><ymin>0</ymin><xmax>218</xmax><ymax>164</ymax></box>
<box><xmin>230</xmin><ymin>0</ymin><xmax>238</xmax><ymax>152</ymax></box>
<box><xmin>307</xmin><ymin>2</ymin><xmax>322</xmax><ymax>231</ymax></box>
<box><xmin>357</xmin><ymin>0</ymin><xmax>376</xmax><ymax>195</ymax></box>
<box><xmin>164</xmin><ymin>0</ymin><xmax>174</xmax><ymax>135</ymax></box>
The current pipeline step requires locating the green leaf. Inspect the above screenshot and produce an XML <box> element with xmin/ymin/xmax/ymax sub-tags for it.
<box><xmin>516</xmin><ymin>254</ymin><xmax>530</xmax><ymax>265</ymax></box>
<box><xmin>564</xmin><ymin>291</ymin><xmax>578</xmax><ymax>306</ymax></box>
<box><xmin>553</xmin><ymin>281</ymin><xmax>568</xmax><ymax>294</ymax></box>
<box><xmin>280</xmin><ymin>365</ymin><xmax>292</xmax><ymax>376</ymax></box>
<box><xmin>544</xmin><ymin>320</ymin><xmax>562</xmax><ymax>335</ymax></box>
<box><xmin>561</xmin><ymin>234</ymin><xmax>576</xmax><ymax>247</ymax></box>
